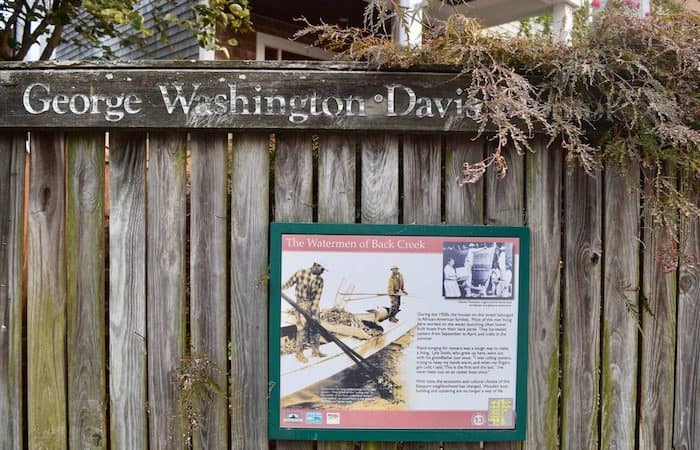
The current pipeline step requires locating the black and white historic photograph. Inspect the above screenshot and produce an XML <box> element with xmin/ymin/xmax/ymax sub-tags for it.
<box><xmin>442</xmin><ymin>242</ymin><xmax>515</xmax><ymax>299</ymax></box>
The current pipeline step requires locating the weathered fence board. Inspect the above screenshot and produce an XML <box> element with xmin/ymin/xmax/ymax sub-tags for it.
<box><xmin>638</xmin><ymin>182</ymin><xmax>677</xmax><ymax>450</ymax></box>
<box><xmin>674</xmin><ymin>186</ymin><xmax>700</xmax><ymax>450</ymax></box>
<box><xmin>601</xmin><ymin>169</ymin><xmax>640</xmax><ymax>450</ymax></box>
<box><xmin>0</xmin><ymin>132</ymin><xmax>25</xmax><ymax>450</ymax></box>
<box><xmin>403</xmin><ymin>135</ymin><xmax>441</xmax><ymax>226</ymax></box>
<box><xmin>318</xmin><ymin>134</ymin><xmax>356</xmax><ymax>224</ymax></box>
<box><xmin>275</xmin><ymin>134</ymin><xmax>313</xmax><ymax>223</ymax></box>
<box><xmin>361</xmin><ymin>135</ymin><xmax>399</xmax><ymax>225</ymax></box>
<box><xmin>442</xmin><ymin>136</ymin><xmax>484</xmax><ymax>450</ymax></box>
<box><xmin>561</xmin><ymin>167</ymin><xmax>602</xmax><ymax>450</ymax></box>
<box><xmin>317</xmin><ymin>133</ymin><xmax>358</xmax><ymax>450</ymax></box>
<box><xmin>27</xmin><ymin>132</ymin><xmax>68</xmax><ymax>450</ymax></box>
<box><xmin>108</xmin><ymin>132</ymin><xmax>148</xmax><ymax>450</ymax></box>
<box><xmin>360</xmin><ymin>133</ymin><xmax>399</xmax><ymax>450</ymax></box>
<box><xmin>274</xmin><ymin>133</ymin><xmax>314</xmax><ymax>450</ymax></box>
<box><xmin>189</xmin><ymin>132</ymin><xmax>229</xmax><ymax>449</ymax></box>
<box><xmin>65</xmin><ymin>132</ymin><xmax>107</xmax><ymax>449</ymax></box>
<box><xmin>524</xmin><ymin>141</ymin><xmax>562</xmax><ymax>450</ymax></box>
<box><xmin>147</xmin><ymin>133</ymin><xmax>187</xmax><ymax>449</ymax></box>
<box><xmin>402</xmin><ymin>135</ymin><xmax>441</xmax><ymax>450</ymax></box>
<box><xmin>230</xmin><ymin>133</ymin><xmax>270</xmax><ymax>450</ymax></box>
<box><xmin>484</xmin><ymin>144</ymin><xmax>524</xmax><ymax>450</ymax></box>
<box><xmin>444</xmin><ymin>136</ymin><xmax>484</xmax><ymax>226</ymax></box>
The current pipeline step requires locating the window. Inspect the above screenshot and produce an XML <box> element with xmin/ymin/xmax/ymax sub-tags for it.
<box><xmin>256</xmin><ymin>32</ymin><xmax>332</xmax><ymax>61</ymax></box>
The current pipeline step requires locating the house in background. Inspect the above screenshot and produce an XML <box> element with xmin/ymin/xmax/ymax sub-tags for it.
<box><xmin>54</xmin><ymin>0</ymin><xmax>687</xmax><ymax>61</ymax></box>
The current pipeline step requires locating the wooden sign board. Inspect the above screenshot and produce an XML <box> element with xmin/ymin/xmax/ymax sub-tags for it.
<box><xmin>0</xmin><ymin>62</ymin><xmax>484</xmax><ymax>131</ymax></box>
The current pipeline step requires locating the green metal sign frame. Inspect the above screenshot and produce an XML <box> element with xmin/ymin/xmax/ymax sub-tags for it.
<box><xmin>268</xmin><ymin>222</ymin><xmax>530</xmax><ymax>442</ymax></box>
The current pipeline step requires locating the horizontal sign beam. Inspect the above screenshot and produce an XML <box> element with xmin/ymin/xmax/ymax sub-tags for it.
<box><xmin>0</xmin><ymin>66</ymin><xmax>490</xmax><ymax>131</ymax></box>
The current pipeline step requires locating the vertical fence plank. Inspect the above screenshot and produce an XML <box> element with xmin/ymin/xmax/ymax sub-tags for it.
<box><xmin>443</xmin><ymin>135</ymin><xmax>484</xmax><ymax>450</ymax></box>
<box><xmin>524</xmin><ymin>140</ymin><xmax>561</xmax><ymax>450</ymax></box>
<box><xmin>674</xmin><ymin>188</ymin><xmax>700</xmax><ymax>450</ymax></box>
<box><xmin>638</xmin><ymin>177</ymin><xmax>677</xmax><ymax>450</ymax></box>
<box><xmin>361</xmin><ymin>135</ymin><xmax>399</xmax><ymax>225</ymax></box>
<box><xmin>561</xmin><ymin>167</ymin><xmax>602</xmax><ymax>450</ymax></box>
<box><xmin>484</xmin><ymin>144</ymin><xmax>524</xmax><ymax>450</ymax></box>
<box><xmin>190</xmin><ymin>132</ymin><xmax>229</xmax><ymax>450</ymax></box>
<box><xmin>27</xmin><ymin>132</ymin><xmax>67</xmax><ymax>450</ymax></box>
<box><xmin>230</xmin><ymin>133</ymin><xmax>270</xmax><ymax>450</ymax></box>
<box><xmin>444</xmin><ymin>135</ymin><xmax>484</xmax><ymax>226</ymax></box>
<box><xmin>601</xmin><ymin>169</ymin><xmax>640</xmax><ymax>450</ymax></box>
<box><xmin>275</xmin><ymin>134</ymin><xmax>313</xmax><ymax>223</ymax></box>
<box><xmin>318</xmin><ymin>134</ymin><xmax>356</xmax><ymax>224</ymax></box>
<box><xmin>275</xmin><ymin>133</ymin><xmax>314</xmax><ymax>450</ymax></box>
<box><xmin>109</xmin><ymin>132</ymin><xmax>148</xmax><ymax>450</ymax></box>
<box><xmin>317</xmin><ymin>133</ymin><xmax>358</xmax><ymax>450</ymax></box>
<box><xmin>402</xmin><ymin>135</ymin><xmax>441</xmax><ymax>450</ymax></box>
<box><xmin>360</xmin><ymin>134</ymin><xmax>399</xmax><ymax>450</ymax></box>
<box><xmin>403</xmin><ymin>135</ymin><xmax>441</xmax><ymax>226</ymax></box>
<box><xmin>147</xmin><ymin>132</ymin><xmax>187</xmax><ymax>450</ymax></box>
<box><xmin>66</xmin><ymin>132</ymin><xmax>107</xmax><ymax>449</ymax></box>
<box><xmin>0</xmin><ymin>132</ymin><xmax>25</xmax><ymax>450</ymax></box>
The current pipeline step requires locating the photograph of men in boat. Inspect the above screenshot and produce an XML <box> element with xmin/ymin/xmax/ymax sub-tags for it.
<box><xmin>442</xmin><ymin>241</ymin><xmax>515</xmax><ymax>299</ymax></box>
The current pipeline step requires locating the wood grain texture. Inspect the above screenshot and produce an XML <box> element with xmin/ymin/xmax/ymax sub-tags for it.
<box><xmin>108</xmin><ymin>132</ymin><xmax>148</xmax><ymax>450</ymax></box>
<box><xmin>561</xmin><ymin>167</ymin><xmax>602</xmax><ymax>450</ymax></box>
<box><xmin>1</xmin><ymin>68</ymin><xmax>487</xmax><ymax>132</ymax></box>
<box><xmin>147</xmin><ymin>132</ymin><xmax>187</xmax><ymax>450</ymax></box>
<box><xmin>401</xmin><ymin>134</ymin><xmax>442</xmax><ymax>450</ymax></box>
<box><xmin>27</xmin><ymin>131</ymin><xmax>67</xmax><ymax>450</ymax></box>
<box><xmin>638</xmin><ymin>173</ymin><xmax>677</xmax><ymax>450</ymax></box>
<box><xmin>361</xmin><ymin>135</ymin><xmax>399</xmax><ymax>224</ymax></box>
<box><xmin>674</xmin><ymin>187</ymin><xmax>700</xmax><ymax>450</ymax></box>
<box><xmin>275</xmin><ymin>132</ymin><xmax>314</xmax><ymax>450</ymax></box>
<box><xmin>317</xmin><ymin>134</ymin><xmax>357</xmax><ymax>450</ymax></box>
<box><xmin>523</xmin><ymin>140</ymin><xmax>561</xmax><ymax>450</ymax></box>
<box><xmin>230</xmin><ymin>133</ymin><xmax>270</xmax><ymax>450</ymax></box>
<box><xmin>318</xmin><ymin>134</ymin><xmax>356</xmax><ymax>224</ymax></box>
<box><xmin>402</xmin><ymin>135</ymin><xmax>441</xmax><ymax>225</ymax></box>
<box><xmin>443</xmin><ymin>134</ymin><xmax>483</xmax><ymax>450</ymax></box>
<box><xmin>484</xmin><ymin>144</ymin><xmax>524</xmax><ymax>450</ymax></box>
<box><xmin>189</xmin><ymin>132</ymin><xmax>229</xmax><ymax>450</ymax></box>
<box><xmin>601</xmin><ymin>168</ymin><xmax>640</xmax><ymax>450</ymax></box>
<box><xmin>485</xmin><ymin>145</ymin><xmax>524</xmax><ymax>226</ymax></box>
<box><xmin>444</xmin><ymin>135</ymin><xmax>485</xmax><ymax>226</ymax></box>
<box><xmin>275</xmin><ymin>134</ymin><xmax>313</xmax><ymax>223</ymax></box>
<box><xmin>442</xmin><ymin>133</ymin><xmax>484</xmax><ymax>450</ymax></box>
<box><xmin>65</xmin><ymin>132</ymin><xmax>107</xmax><ymax>449</ymax></box>
<box><xmin>0</xmin><ymin>132</ymin><xmax>25</xmax><ymax>450</ymax></box>
<box><xmin>360</xmin><ymin>133</ymin><xmax>399</xmax><ymax>450</ymax></box>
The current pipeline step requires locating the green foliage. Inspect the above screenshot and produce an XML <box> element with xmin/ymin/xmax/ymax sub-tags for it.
<box><xmin>0</xmin><ymin>0</ymin><xmax>251</xmax><ymax>60</ymax></box>
<box><xmin>298</xmin><ymin>0</ymin><xmax>700</xmax><ymax>234</ymax></box>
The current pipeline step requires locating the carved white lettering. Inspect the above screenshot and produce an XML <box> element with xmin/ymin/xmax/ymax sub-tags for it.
<box><xmin>386</xmin><ymin>84</ymin><xmax>416</xmax><ymax>117</ymax></box>
<box><xmin>158</xmin><ymin>82</ymin><xmax>200</xmax><ymax>114</ymax></box>
<box><xmin>23</xmin><ymin>83</ymin><xmax>51</xmax><ymax>114</ymax></box>
<box><xmin>69</xmin><ymin>94</ymin><xmax>90</xmax><ymax>115</ymax></box>
<box><xmin>288</xmin><ymin>96</ymin><xmax>309</xmax><ymax>123</ymax></box>
<box><xmin>416</xmin><ymin>97</ymin><xmax>434</xmax><ymax>118</ymax></box>
<box><xmin>434</xmin><ymin>97</ymin><xmax>453</xmax><ymax>118</ymax></box>
<box><xmin>123</xmin><ymin>94</ymin><xmax>142</xmax><ymax>115</ymax></box>
<box><xmin>322</xmin><ymin>96</ymin><xmax>344</xmax><ymax>116</ymax></box>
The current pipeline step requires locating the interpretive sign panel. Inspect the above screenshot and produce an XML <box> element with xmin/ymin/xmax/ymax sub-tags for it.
<box><xmin>268</xmin><ymin>223</ymin><xmax>530</xmax><ymax>442</ymax></box>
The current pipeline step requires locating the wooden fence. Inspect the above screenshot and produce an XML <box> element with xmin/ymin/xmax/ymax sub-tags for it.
<box><xmin>0</xmin><ymin>62</ymin><xmax>698</xmax><ymax>450</ymax></box>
